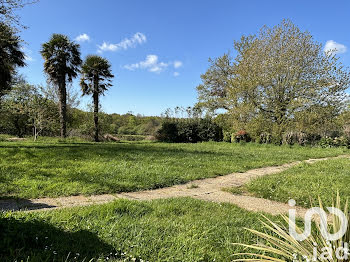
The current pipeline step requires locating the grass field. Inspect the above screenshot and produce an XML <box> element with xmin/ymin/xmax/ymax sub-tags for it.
<box><xmin>1</xmin><ymin>139</ymin><xmax>349</xmax><ymax>261</ymax></box>
<box><xmin>245</xmin><ymin>157</ymin><xmax>350</xmax><ymax>208</ymax></box>
<box><xmin>0</xmin><ymin>139</ymin><xmax>347</xmax><ymax>199</ymax></box>
<box><xmin>0</xmin><ymin>198</ymin><xmax>272</xmax><ymax>262</ymax></box>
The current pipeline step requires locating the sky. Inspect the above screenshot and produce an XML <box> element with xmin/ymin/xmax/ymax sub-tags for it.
<box><xmin>16</xmin><ymin>0</ymin><xmax>350</xmax><ymax>116</ymax></box>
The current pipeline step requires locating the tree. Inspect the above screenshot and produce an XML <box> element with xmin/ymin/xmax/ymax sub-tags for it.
<box><xmin>27</xmin><ymin>93</ymin><xmax>58</xmax><ymax>141</ymax></box>
<box><xmin>196</xmin><ymin>53</ymin><xmax>234</xmax><ymax>111</ymax></box>
<box><xmin>0</xmin><ymin>0</ymin><xmax>38</xmax><ymax>29</ymax></box>
<box><xmin>1</xmin><ymin>80</ymin><xmax>31</xmax><ymax>136</ymax></box>
<box><xmin>2</xmin><ymin>81</ymin><xmax>59</xmax><ymax>139</ymax></box>
<box><xmin>0</xmin><ymin>22</ymin><xmax>26</xmax><ymax>100</ymax></box>
<box><xmin>41</xmin><ymin>34</ymin><xmax>81</xmax><ymax>138</ymax></box>
<box><xmin>197</xmin><ymin>19</ymin><xmax>350</xmax><ymax>141</ymax></box>
<box><xmin>80</xmin><ymin>55</ymin><xmax>114</xmax><ymax>142</ymax></box>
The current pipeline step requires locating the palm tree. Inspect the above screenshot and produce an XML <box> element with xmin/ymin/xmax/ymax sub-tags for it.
<box><xmin>80</xmin><ymin>55</ymin><xmax>114</xmax><ymax>142</ymax></box>
<box><xmin>0</xmin><ymin>22</ymin><xmax>26</xmax><ymax>99</ymax></box>
<box><xmin>41</xmin><ymin>34</ymin><xmax>81</xmax><ymax>138</ymax></box>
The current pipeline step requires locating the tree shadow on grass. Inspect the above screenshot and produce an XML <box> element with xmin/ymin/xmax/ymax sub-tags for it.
<box><xmin>0</xmin><ymin>197</ymin><xmax>57</xmax><ymax>211</ymax></box>
<box><xmin>0</xmin><ymin>142</ymin><xmax>231</xmax><ymax>158</ymax></box>
<box><xmin>0</xmin><ymin>216</ymin><xmax>117</xmax><ymax>261</ymax></box>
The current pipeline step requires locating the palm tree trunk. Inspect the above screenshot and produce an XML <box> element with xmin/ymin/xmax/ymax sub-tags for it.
<box><xmin>58</xmin><ymin>80</ymin><xmax>67</xmax><ymax>138</ymax></box>
<box><xmin>93</xmin><ymin>78</ymin><xmax>99</xmax><ymax>142</ymax></box>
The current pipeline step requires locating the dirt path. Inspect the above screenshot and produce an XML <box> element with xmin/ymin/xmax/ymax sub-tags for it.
<box><xmin>1</xmin><ymin>155</ymin><xmax>349</xmax><ymax>216</ymax></box>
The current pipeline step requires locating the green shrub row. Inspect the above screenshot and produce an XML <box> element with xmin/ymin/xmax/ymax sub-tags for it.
<box><xmin>156</xmin><ymin>118</ymin><xmax>223</xmax><ymax>143</ymax></box>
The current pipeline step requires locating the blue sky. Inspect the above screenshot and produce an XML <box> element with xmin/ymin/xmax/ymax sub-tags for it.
<box><xmin>17</xmin><ymin>0</ymin><xmax>350</xmax><ymax>116</ymax></box>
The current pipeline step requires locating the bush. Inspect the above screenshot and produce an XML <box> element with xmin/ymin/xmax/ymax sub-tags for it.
<box><xmin>156</xmin><ymin>122</ymin><xmax>179</xmax><ymax>142</ymax></box>
<box><xmin>234</xmin><ymin>130</ymin><xmax>251</xmax><ymax>143</ymax></box>
<box><xmin>258</xmin><ymin>133</ymin><xmax>272</xmax><ymax>144</ymax></box>
<box><xmin>223</xmin><ymin>132</ymin><xmax>232</xmax><ymax>142</ymax></box>
<box><xmin>156</xmin><ymin>119</ymin><xmax>223</xmax><ymax>143</ymax></box>
<box><xmin>319</xmin><ymin>136</ymin><xmax>349</xmax><ymax>148</ymax></box>
<box><xmin>177</xmin><ymin>121</ymin><xmax>200</xmax><ymax>143</ymax></box>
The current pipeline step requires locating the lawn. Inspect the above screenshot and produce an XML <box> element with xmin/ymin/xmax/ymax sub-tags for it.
<box><xmin>245</xmin><ymin>157</ymin><xmax>350</xmax><ymax>207</ymax></box>
<box><xmin>0</xmin><ymin>197</ymin><xmax>272</xmax><ymax>262</ymax></box>
<box><xmin>0</xmin><ymin>139</ymin><xmax>347</xmax><ymax>199</ymax></box>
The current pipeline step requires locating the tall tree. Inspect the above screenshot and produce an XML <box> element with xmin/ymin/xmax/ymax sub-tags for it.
<box><xmin>0</xmin><ymin>22</ymin><xmax>26</xmax><ymax>100</ymax></box>
<box><xmin>197</xmin><ymin>19</ymin><xmax>350</xmax><ymax>140</ymax></box>
<box><xmin>80</xmin><ymin>55</ymin><xmax>114</xmax><ymax>142</ymax></box>
<box><xmin>41</xmin><ymin>34</ymin><xmax>81</xmax><ymax>138</ymax></box>
<box><xmin>196</xmin><ymin>53</ymin><xmax>234</xmax><ymax>111</ymax></box>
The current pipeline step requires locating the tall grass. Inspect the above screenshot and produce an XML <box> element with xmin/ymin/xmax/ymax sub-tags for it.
<box><xmin>0</xmin><ymin>140</ymin><xmax>346</xmax><ymax>199</ymax></box>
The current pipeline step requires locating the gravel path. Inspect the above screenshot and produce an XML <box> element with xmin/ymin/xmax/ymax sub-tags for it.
<box><xmin>1</xmin><ymin>155</ymin><xmax>348</xmax><ymax>216</ymax></box>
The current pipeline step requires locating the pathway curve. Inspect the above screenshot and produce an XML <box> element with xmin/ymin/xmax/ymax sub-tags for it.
<box><xmin>1</xmin><ymin>155</ymin><xmax>349</xmax><ymax>217</ymax></box>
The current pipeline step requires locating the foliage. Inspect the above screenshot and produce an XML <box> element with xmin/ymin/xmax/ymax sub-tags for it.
<box><xmin>155</xmin><ymin>121</ymin><xmax>179</xmax><ymax>142</ymax></box>
<box><xmin>41</xmin><ymin>34</ymin><xmax>82</xmax><ymax>138</ymax></box>
<box><xmin>319</xmin><ymin>136</ymin><xmax>350</xmax><ymax>148</ymax></box>
<box><xmin>0</xmin><ymin>22</ymin><xmax>25</xmax><ymax>99</ymax></box>
<box><xmin>197</xmin><ymin>19</ymin><xmax>350</xmax><ymax>143</ymax></box>
<box><xmin>222</xmin><ymin>131</ymin><xmax>232</xmax><ymax>142</ymax></box>
<box><xmin>234</xmin><ymin>130</ymin><xmax>251</xmax><ymax>143</ymax></box>
<box><xmin>80</xmin><ymin>55</ymin><xmax>114</xmax><ymax>142</ymax></box>
<box><xmin>0</xmin><ymin>0</ymin><xmax>38</xmax><ymax>29</ymax></box>
<box><xmin>80</xmin><ymin>55</ymin><xmax>114</xmax><ymax>97</ymax></box>
<box><xmin>282</xmin><ymin>131</ymin><xmax>322</xmax><ymax>146</ymax></box>
<box><xmin>0</xmin><ymin>81</ymin><xmax>59</xmax><ymax>138</ymax></box>
<box><xmin>156</xmin><ymin>118</ymin><xmax>223</xmax><ymax>143</ymax></box>
<box><xmin>258</xmin><ymin>132</ymin><xmax>272</xmax><ymax>144</ymax></box>
<box><xmin>196</xmin><ymin>53</ymin><xmax>234</xmax><ymax>111</ymax></box>
<box><xmin>27</xmin><ymin>92</ymin><xmax>58</xmax><ymax>140</ymax></box>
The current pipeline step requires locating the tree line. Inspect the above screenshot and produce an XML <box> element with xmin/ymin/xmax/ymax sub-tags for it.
<box><xmin>1</xmin><ymin>1</ymin><xmax>114</xmax><ymax>141</ymax></box>
<box><xmin>0</xmin><ymin>83</ymin><xmax>163</xmax><ymax>139</ymax></box>
<box><xmin>1</xmin><ymin>2</ymin><xmax>349</xmax><ymax>146</ymax></box>
<box><xmin>196</xmin><ymin>19</ymin><xmax>350</xmax><ymax>145</ymax></box>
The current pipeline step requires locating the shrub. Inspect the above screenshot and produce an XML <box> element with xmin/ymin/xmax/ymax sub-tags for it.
<box><xmin>156</xmin><ymin>122</ymin><xmax>179</xmax><ymax>142</ymax></box>
<box><xmin>177</xmin><ymin>120</ymin><xmax>200</xmax><ymax>143</ymax></box>
<box><xmin>258</xmin><ymin>133</ymin><xmax>272</xmax><ymax>144</ymax></box>
<box><xmin>306</xmin><ymin>133</ymin><xmax>322</xmax><ymax>145</ymax></box>
<box><xmin>319</xmin><ymin>136</ymin><xmax>349</xmax><ymax>148</ymax></box>
<box><xmin>223</xmin><ymin>131</ymin><xmax>232</xmax><ymax>142</ymax></box>
<box><xmin>282</xmin><ymin>132</ymin><xmax>322</xmax><ymax>146</ymax></box>
<box><xmin>344</xmin><ymin>124</ymin><xmax>350</xmax><ymax>139</ymax></box>
<box><xmin>234</xmin><ymin>130</ymin><xmax>251</xmax><ymax>143</ymax></box>
<box><xmin>197</xmin><ymin>118</ymin><xmax>223</xmax><ymax>142</ymax></box>
<box><xmin>156</xmin><ymin>118</ymin><xmax>223</xmax><ymax>143</ymax></box>
<box><xmin>282</xmin><ymin>131</ymin><xmax>296</xmax><ymax>145</ymax></box>
<box><xmin>282</xmin><ymin>132</ymin><xmax>307</xmax><ymax>146</ymax></box>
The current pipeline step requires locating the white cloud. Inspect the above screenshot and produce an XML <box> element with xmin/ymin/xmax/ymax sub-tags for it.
<box><xmin>75</xmin><ymin>33</ymin><xmax>90</xmax><ymax>42</ymax></box>
<box><xmin>324</xmin><ymin>40</ymin><xmax>347</xmax><ymax>54</ymax></box>
<box><xmin>98</xmin><ymin>32</ymin><xmax>146</xmax><ymax>53</ymax></box>
<box><xmin>124</xmin><ymin>55</ymin><xmax>168</xmax><ymax>73</ymax></box>
<box><xmin>21</xmin><ymin>47</ymin><xmax>34</xmax><ymax>62</ymax></box>
<box><xmin>25</xmin><ymin>55</ymin><xmax>34</xmax><ymax>62</ymax></box>
<box><xmin>173</xmin><ymin>61</ymin><xmax>183</xmax><ymax>68</ymax></box>
<box><xmin>173</xmin><ymin>72</ymin><xmax>180</xmax><ymax>77</ymax></box>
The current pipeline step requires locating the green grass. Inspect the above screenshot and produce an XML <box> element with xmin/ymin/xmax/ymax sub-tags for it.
<box><xmin>0</xmin><ymin>139</ymin><xmax>347</xmax><ymax>198</ymax></box>
<box><xmin>0</xmin><ymin>198</ymin><xmax>273</xmax><ymax>262</ymax></box>
<box><xmin>246</xmin><ymin>157</ymin><xmax>350</xmax><ymax>207</ymax></box>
